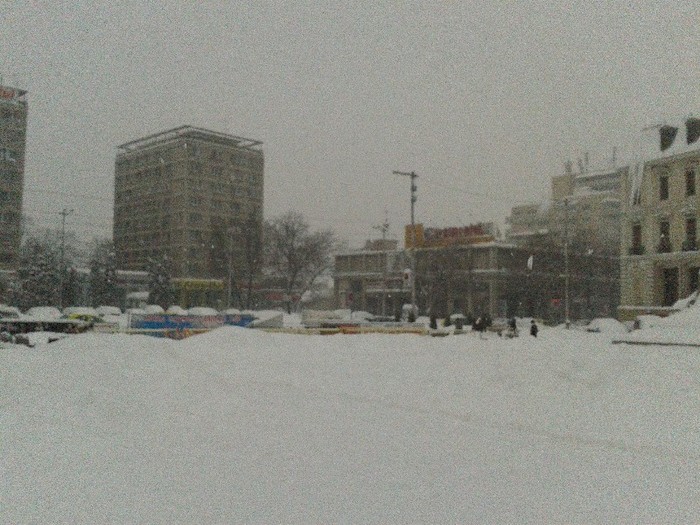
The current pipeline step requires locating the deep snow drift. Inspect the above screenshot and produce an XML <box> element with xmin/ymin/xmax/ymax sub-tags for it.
<box><xmin>3</xmin><ymin>325</ymin><xmax>700</xmax><ymax>523</ymax></box>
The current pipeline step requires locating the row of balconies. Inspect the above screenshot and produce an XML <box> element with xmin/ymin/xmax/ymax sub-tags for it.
<box><xmin>628</xmin><ymin>238</ymin><xmax>698</xmax><ymax>255</ymax></box>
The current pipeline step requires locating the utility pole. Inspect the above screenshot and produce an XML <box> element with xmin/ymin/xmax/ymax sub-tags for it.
<box><xmin>58</xmin><ymin>208</ymin><xmax>74</xmax><ymax>309</ymax></box>
<box><xmin>563</xmin><ymin>197</ymin><xmax>570</xmax><ymax>329</ymax></box>
<box><xmin>393</xmin><ymin>170</ymin><xmax>418</xmax><ymax>319</ymax></box>
<box><xmin>373</xmin><ymin>211</ymin><xmax>390</xmax><ymax>317</ymax></box>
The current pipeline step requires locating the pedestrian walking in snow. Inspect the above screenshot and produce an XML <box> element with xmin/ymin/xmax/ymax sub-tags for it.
<box><xmin>530</xmin><ymin>319</ymin><xmax>538</xmax><ymax>337</ymax></box>
<box><xmin>473</xmin><ymin>316</ymin><xmax>486</xmax><ymax>339</ymax></box>
<box><xmin>506</xmin><ymin>316</ymin><xmax>518</xmax><ymax>338</ymax></box>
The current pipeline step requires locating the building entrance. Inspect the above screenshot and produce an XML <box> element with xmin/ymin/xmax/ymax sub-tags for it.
<box><xmin>663</xmin><ymin>267</ymin><xmax>679</xmax><ymax>306</ymax></box>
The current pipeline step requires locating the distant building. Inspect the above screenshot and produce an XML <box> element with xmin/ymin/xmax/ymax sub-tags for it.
<box><xmin>113</xmin><ymin>126</ymin><xmax>264</xmax><ymax>307</ymax></box>
<box><xmin>619</xmin><ymin>118</ymin><xmax>700</xmax><ymax>318</ymax></box>
<box><xmin>507</xmin><ymin>160</ymin><xmax>622</xmax><ymax>255</ymax></box>
<box><xmin>505</xmin><ymin>156</ymin><xmax>622</xmax><ymax>320</ymax></box>
<box><xmin>548</xmin><ymin>161</ymin><xmax>622</xmax><ymax>253</ymax></box>
<box><xmin>334</xmin><ymin>224</ymin><xmax>616</xmax><ymax>321</ymax></box>
<box><xmin>0</xmin><ymin>84</ymin><xmax>28</xmax><ymax>274</ymax></box>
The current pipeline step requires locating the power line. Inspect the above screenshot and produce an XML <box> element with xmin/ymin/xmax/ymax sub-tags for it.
<box><xmin>22</xmin><ymin>185</ymin><xmax>114</xmax><ymax>203</ymax></box>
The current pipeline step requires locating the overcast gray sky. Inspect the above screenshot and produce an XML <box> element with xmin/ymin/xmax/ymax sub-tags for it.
<box><xmin>2</xmin><ymin>1</ymin><xmax>699</xmax><ymax>248</ymax></box>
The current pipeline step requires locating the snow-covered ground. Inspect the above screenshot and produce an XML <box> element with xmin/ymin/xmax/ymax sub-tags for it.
<box><xmin>2</xmin><ymin>321</ymin><xmax>700</xmax><ymax>523</ymax></box>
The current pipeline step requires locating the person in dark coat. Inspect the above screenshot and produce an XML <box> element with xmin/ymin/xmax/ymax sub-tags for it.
<box><xmin>473</xmin><ymin>316</ymin><xmax>486</xmax><ymax>339</ymax></box>
<box><xmin>530</xmin><ymin>319</ymin><xmax>538</xmax><ymax>337</ymax></box>
<box><xmin>506</xmin><ymin>316</ymin><xmax>518</xmax><ymax>337</ymax></box>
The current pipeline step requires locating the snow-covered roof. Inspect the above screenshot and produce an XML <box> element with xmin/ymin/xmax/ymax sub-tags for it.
<box><xmin>637</xmin><ymin>118</ymin><xmax>700</xmax><ymax>164</ymax></box>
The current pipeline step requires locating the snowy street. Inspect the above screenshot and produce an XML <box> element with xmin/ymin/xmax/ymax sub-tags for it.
<box><xmin>3</xmin><ymin>326</ymin><xmax>699</xmax><ymax>523</ymax></box>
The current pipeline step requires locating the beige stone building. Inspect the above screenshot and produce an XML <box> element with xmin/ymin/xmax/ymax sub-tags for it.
<box><xmin>113</xmin><ymin>126</ymin><xmax>264</xmax><ymax>306</ymax></box>
<box><xmin>507</xmin><ymin>160</ymin><xmax>622</xmax><ymax>255</ymax></box>
<box><xmin>0</xmin><ymin>84</ymin><xmax>27</xmax><ymax>274</ymax></box>
<box><xmin>620</xmin><ymin>118</ymin><xmax>700</xmax><ymax>316</ymax></box>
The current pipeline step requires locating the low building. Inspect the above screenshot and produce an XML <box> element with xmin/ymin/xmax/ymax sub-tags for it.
<box><xmin>334</xmin><ymin>224</ymin><xmax>617</xmax><ymax>321</ymax></box>
<box><xmin>620</xmin><ymin>118</ymin><xmax>700</xmax><ymax>318</ymax></box>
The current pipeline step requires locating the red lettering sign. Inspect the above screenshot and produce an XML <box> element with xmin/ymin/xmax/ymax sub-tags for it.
<box><xmin>0</xmin><ymin>87</ymin><xmax>17</xmax><ymax>100</ymax></box>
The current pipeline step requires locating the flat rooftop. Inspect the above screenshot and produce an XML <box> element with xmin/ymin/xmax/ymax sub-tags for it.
<box><xmin>117</xmin><ymin>125</ymin><xmax>263</xmax><ymax>153</ymax></box>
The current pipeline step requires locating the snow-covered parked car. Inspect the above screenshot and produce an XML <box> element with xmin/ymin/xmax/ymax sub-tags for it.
<box><xmin>634</xmin><ymin>314</ymin><xmax>663</xmax><ymax>330</ymax></box>
<box><xmin>62</xmin><ymin>306</ymin><xmax>102</xmax><ymax>324</ymax></box>
<box><xmin>144</xmin><ymin>304</ymin><xmax>165</xmax><ymax>314</ymax></box>
<box><xmin>96</xmin><ymin>306</ymin><xmax>122</xmax><ymax>317</ymax></box>
<box><xmin>0</xmin><ymin>304</ymin><xmax>22</xmax><ymax>319</ymax></box>
<box><xmin>63</xmin><ymin>306</ymin><xmax>99</xmax><ymax>317</ymax></box>
<box><xmin>586</xmin><ymin>317</ymin><xmax>629</xmax><ymax>334</ymax></box>
<box><xmin>187</xmin><ymin>307</ymin><xmax>219</xmax><ymax>316</ymax></box>
<box><xmin>166</xmin><ymin>305</ymin><xmax>188</xmax><ymax>315</ymax></box>
<box><xmin>25</xmin><ymin>306</ymin><xmax>62</xmax><ymax>321</ymax></box>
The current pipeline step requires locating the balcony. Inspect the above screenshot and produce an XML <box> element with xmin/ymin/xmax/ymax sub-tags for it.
<box><xmin>656</xmin><ymin>237</ymin><xmax>672</xmax><ymax>254</ymax></box>
<box><xmin>628</xmin><ymin>244</ymin><xmax>645</xmax><ymax>256</ymax></box>
<box><xmin>682</xmin><ymin>239</ymin><xmax>698</xmax><ymax>252</ymax></box>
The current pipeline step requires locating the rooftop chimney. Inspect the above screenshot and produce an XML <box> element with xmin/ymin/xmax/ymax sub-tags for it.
<box><xmin>660</xmin><ymin>125</ymin><xmax>678</xmax><ymax>151</ymax></box>
<box><xmin>686</xmin><ymin>118</ymin><xmax>700</xmax><ymax>145</ymax></box>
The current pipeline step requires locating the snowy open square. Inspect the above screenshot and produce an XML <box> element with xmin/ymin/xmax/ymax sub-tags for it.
<box><xmin>3</xmin><ymin>324</ymin><xmax>699</xmax><ymax>523</ymax></box>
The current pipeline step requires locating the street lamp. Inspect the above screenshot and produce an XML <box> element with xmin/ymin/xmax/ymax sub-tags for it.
<box><xmin>393</xmin><ymin>170</ymin><xmax>418</xmax><ymax>320</ymax></box>
<box><xmin>563</xmin><ymin>197</ymin><xmax>570</xmax><ymax>329</ymax></box>
<box><xmin>58</xmin><ymin>208</ymin><xmax>74</xmax><ymax>309</ymax></box>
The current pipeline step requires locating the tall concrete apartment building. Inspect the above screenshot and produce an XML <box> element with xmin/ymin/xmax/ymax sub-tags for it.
<box><xmin>0</xmin><ymin>84</ymin><xmax>27</xmax><ymax>274</ymax></box>
<box><xmin>113</xmin><ymin>126</ymin><xmax>263</xmax><ymax>305</ymax></box>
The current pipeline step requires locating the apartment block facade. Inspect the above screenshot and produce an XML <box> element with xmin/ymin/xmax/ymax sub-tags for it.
<box><xmin>0</xmin><ymin>84</ymin><xmax>27</xmax><ymax>273</ymax></box>
<box><xmin>113</xmin><ymin>126</ymin><xmax>264</xmax><ymax>305</ymax></box>
<box><xmin>620</xmin><ymin>119</ymin><xmax>700</xmax><ymax>315</ymax></box>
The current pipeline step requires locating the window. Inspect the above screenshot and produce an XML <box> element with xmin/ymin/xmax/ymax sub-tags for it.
<box><xmin>632</xmin><ymin>224</ymin><xmax>642</xmax><ymax>246</ymax></box>
<box><xmin>658</xmin><ymin>221</ymin><xmax>671</xmax><ymax>253</ymax></box>
<box><xmin>684</xmin><ymin>218</ymin><xmax>697</xmax><ymax>251</ymax></box>
<box><xmin>686</xmin><ymin>169</ymin><xmax>696</xmax><ymax>196</ymax></box>
<box><xmin>689</xmin><ymin>267</ymin><xmax>700</xmax><ymax>293</ymax></box>
<box><xmin>660</xmin><ymin>175</ymin><xmax>669</xmax><ymax>200</ymax></box>
<box><xmin>686</xmin><ymin>218</ymin><xmax>696</xmax><ymax>241</ymax></box>
<box><xmin>630</xmin><ymin>224</ymin><xmax>644</xmax><ymax>255</ymax></box>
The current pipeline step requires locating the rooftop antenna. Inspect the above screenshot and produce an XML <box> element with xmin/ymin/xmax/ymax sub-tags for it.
<box><xmin>372</xmin><ymin>209</ymin><xmax>390</xmax><ymax>240</ymax></box>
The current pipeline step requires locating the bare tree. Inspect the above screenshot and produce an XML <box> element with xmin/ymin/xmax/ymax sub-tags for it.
<box><xmin>241</xmin><ymin>212</ymin><xmax>263</xmax><ymax>309</ymax></box>
<box><xmin>264</xmin><ymin>211</ymin><xmax>335</xmax><ymax>313</ymax></box>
